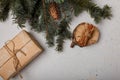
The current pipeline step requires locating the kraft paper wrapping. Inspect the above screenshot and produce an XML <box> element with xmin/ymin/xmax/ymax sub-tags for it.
<box><xmin>0</xmin><ymin>30</ymin><xmax>43</xmax><ymax>80</ymax></box>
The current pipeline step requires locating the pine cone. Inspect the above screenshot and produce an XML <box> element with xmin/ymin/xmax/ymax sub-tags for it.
<box><xmin>49</xmin><ymin>2</ymin><xmax>60</xmax><ymax>20</ymax></box>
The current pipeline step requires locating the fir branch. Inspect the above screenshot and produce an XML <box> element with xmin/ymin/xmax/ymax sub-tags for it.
<box><xmin>68</xmin><ymin>0</ymin><xmax>112</xmax><ymax>23</ymax></box>
<box><xmin>42</xmin><ymin>0</ymin><xmax>55</xmax><ymax>47</ymax></box>
<box><xmin>56</xmin><ymin>35</ymin><xmax>64</xmax><ymax>51</ymax></box>
<box><xmin>102</xmin><ymin>5</ymin><xmax>112</xmax><ymax>19</ymax></box>
<box><xmin>29</xmin><ymin>0</ymin><xmax>42</xmax><ymax>32</ymax></box>
<box><xmin>68</xmin><ymin>0</ymin><xmax>90</xmax><ymax>16</ymax></box>
<box><xmin>11</xmin><ymin>0</ymin><xmax>29</xmax><ymax>27</ymax></box>
<box><xmin>0</xmin><ymin>0</ymin><xmax>10</xmax><ymax>21</ymax></box>
<box><xmin>60</xmin><ymin>1</ymin><xmax>73</xmax><ymax>23</ymax></box>
<box><xmin>87</xmin><ymin>3</ymin><xmax>103</xmax><ymax>23</ymax></box>
<box><xmin>56</xmin><ymin>19</ymin><xmax>71</xmax><ymax>51</ymax></box>
<box><xmin>87</xmin><ymin>3</ymin><xmax>112</xmax><ymax>23</ymax></box>
<box><xmin>46</xmin><ymin>23</ymin><xmax>56</xmax><ymax>47</ymax></box>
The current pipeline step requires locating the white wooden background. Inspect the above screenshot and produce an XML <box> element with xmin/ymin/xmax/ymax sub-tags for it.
<box><xmin>0</xmin><ymin>0</ymin><xmax>120</xmax><ymax>80</ymax></box>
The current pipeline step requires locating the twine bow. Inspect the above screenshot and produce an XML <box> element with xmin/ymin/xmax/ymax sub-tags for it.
<box><xmin>0</xmin><ymin>40</ymin><xmax>31</xmax><ymax>80</ymax></box>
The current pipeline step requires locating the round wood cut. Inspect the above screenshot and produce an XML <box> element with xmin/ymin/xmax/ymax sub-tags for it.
<box><xmin>71</xmin><ymin>22</ymin><xmax>100</xmax><ymax>48</ymax></box>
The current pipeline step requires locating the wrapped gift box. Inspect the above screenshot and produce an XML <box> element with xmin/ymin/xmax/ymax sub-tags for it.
<box><xmin>0</xmin><ymin>30</ymin><xmax>43</xmax><ymax>80</ymax></box>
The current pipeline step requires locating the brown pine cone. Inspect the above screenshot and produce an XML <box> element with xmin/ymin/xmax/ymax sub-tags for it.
<box><xmin>49</xmin><ymin>2</ymin><xmax>60</xmax><ymax>20</ymax></box>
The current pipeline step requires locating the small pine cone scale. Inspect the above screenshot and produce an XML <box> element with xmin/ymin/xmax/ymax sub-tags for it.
<box><xmin>49</xmin><ymin>2</ymin><xmax>60</xmax><ymax>20</ymax></box>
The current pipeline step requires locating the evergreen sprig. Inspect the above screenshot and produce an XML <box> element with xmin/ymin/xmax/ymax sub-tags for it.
<box><xmin>0</xmin><ymin>0</ymin><xmax>112</xmax><ymax>51</ymax></box>
<box><xmin>68</xmin><ymin>0</ymin><xmax>112</xmax><ymax>23</ymax></box>
<box><xmin>0</xmin><ymin>0</ymin><xmax>10</xmax><ymax>21</ymax></box>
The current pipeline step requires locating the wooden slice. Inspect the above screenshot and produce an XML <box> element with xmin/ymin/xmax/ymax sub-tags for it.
<box><xmin>71</xmin><ymin>22</ymin><xmax>100</xmax><ymax>48</ymax></box>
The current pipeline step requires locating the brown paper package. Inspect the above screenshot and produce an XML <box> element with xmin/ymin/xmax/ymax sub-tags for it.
<box><xmin>0</xmin><ymin>30</ymin><xmax>43</xmax><ymax>80</ymax></box>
